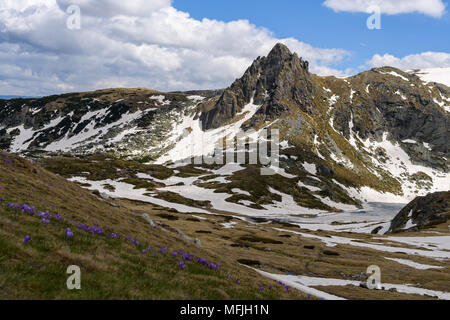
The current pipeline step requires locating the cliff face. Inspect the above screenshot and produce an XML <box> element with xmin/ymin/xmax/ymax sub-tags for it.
<box><xmin>200</xmin><ymin>43</ymin><xmax>315</xmax><ymax>130</ymax></box>
<box><xmin>388</xmin><ymin>191</ymin><xmax>450</xmax><ymax>233</ymax></box>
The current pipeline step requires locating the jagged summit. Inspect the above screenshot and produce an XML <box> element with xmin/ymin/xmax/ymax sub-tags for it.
<box><xmin>200</xmin><ymin>43</ymin><xmax>313</xmax><ymax>130</ymax></box>
<box><xmin>265</xmin><ymin>43</ymin><xmax>309</xmax><ymax>71</ymax></box>
<box><xmin>269</xmin><ymin>42</ymin><xmax>291</xmax><ymax>56</ymax></box>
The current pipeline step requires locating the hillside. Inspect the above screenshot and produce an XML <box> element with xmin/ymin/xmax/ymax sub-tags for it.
<box><xmin>0</xmin><ymin>150</ymin><xmax>309</xmax><ymax>299</ymax></box>
<box><xmin>1</xmin><ymin>43</ymin><xmax>449</xmax><ymax>300</ymax></box>
<box><xmin>1</xmin><ymin>151</ymin><xmax>449</xmax><ymax>300</ymax></box>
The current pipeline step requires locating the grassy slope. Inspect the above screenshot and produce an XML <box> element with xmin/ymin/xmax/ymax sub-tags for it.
<box><xmin>0</xmin><ymin>150</ymin><xmax>308</xmax><ymax>300</ymax></box>
<box><xmin>3</xmin><ymin>151</ymin><xmax>448</xmax><ymax>300</ymax></box>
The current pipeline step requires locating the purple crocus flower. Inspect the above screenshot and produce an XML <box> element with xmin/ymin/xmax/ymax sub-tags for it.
<box><xmin>237</xmin><ymin>280</ymin><xmax>241</xmax><ymax>285</ymax></box>
<box><xmin>24</xmin><ymin>235</ymin><xmax>31</xmax><ymax>243</ymax></box>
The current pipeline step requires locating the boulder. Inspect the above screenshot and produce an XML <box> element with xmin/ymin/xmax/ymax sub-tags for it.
<box><xmin>318</xmin><ymin>164</ymin><xmax>334</xmax><ymax>177</ymax></box>
<box><xmin>388</xmin><ymin>191</ymin><xmax>449</xmax><ymax>233</ymax></box>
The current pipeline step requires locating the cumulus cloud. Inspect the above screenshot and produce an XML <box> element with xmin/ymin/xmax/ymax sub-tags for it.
<box><xmin>323</xmin><ymin>0</ymin><xmax>447</xmax><ymax>18</ymax></box>
<box><xmin>0</xmin><ymin>0</ymin><xmax>350</xmax><ymax>96</ymax></box>
<box><xmin>55</xmin><ymin>0</ymin><xmax>172</xmax><ymax>18</ymax></box>
<box><xmin>367</xmin><ymin>52</ymin><xmax>450</xmax><ymax>70</ymax></box>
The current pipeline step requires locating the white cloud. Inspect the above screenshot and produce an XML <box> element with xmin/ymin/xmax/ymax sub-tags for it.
<box><xmin>55</xmin><ymin>0</ymin><xmax>172</xmax><ymax>18</ymax></box>
<box><xmin>323</xmin><ymin>0</ymin><xmax>447</xmax><ymax>18</ymax></box>
<box><xmin>0</xmin><ymin>0</ymin><xmax>350</xmax><ymax>95</ymax></box>
<box><xmin>367</xmin><ymin>52</ymin><xmax>450</xmax><ymax>70</ymax></box>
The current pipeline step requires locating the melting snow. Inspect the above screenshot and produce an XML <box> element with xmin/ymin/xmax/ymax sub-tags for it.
<box><xmin>150</xmin><ymin>95</ymin><xmax>170</xmax><ymax>105</ymax></box>
<box><xmin>274</xmin><ymin>228</ymin><xmax>450</xmax><ymax>260</ymax></box>
<box><xmin>382</xmin><ymin>71</ymin><xmax>410</xmax><ymax>82</ymax></box>
<box><xmin>255</xmin><ymin>269</ymin><xmax>449</xmax><ymax>300</ymax></box>
<box><xmin>302</xmin><ymin>163</ymin><xmax>317</xmax><ymax>175</ymax></box>
<box><xmin>156</xmin><ymin>96</ymin><xmax>262</xmax><ymax>164</ymax></box>
<box><xmin>385</xmin><ymin>257</ymin><xmax>444</xmax><ymax>270</ymax></box>
<box><xmin>187</xmin><ymin>95</ymin><xmax>205</xmax><ymax>102</ymax></box>
<box><xmin>68</xmin><ymin>176</ymin><xmax>212</xmax><ymax>214</ymax></box>
<box><xmin>360</xmin><ymin>132</ymin><xmax>449</xmax><ymax>202</ymax></box>
<box><xmin>410</xmin><ymin>67</ymin><xmax>450</xmax><ymax>87</ymax></box>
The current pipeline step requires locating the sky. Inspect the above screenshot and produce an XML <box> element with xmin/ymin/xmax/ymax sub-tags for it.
<box><xmin>0</xmin><ymin>0</ymin><xmax>449</xmax><ymax>96</ymax></box>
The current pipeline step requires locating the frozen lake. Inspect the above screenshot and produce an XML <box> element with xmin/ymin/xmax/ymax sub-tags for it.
<box><xmin>245</xmin><ymin>202</ymin><xmax>406</xmax><ymax>234</ymax></box>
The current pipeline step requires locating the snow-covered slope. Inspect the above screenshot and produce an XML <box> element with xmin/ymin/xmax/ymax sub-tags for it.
<box><xmin>408</xmin><ymin>67</ymin><xmax>450</xmax><ymax>87</ymax></box>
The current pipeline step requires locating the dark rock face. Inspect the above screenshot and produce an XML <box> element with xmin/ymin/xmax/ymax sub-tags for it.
<box><xmin>318</xmin><ymin>164</ymin><xmax>334</xmax><ymax>177</ymax></box>
<box><xmin>388</xmin><ymin>191</ymin><xmax>450</xmax><ymax>233</ymax></box>
<box><xmin>200</xmin><ymin>43</ymin><xmax>315</xmax><ymax>130</ymax></box>
<box><xmin>327</xmin><ymin>66</ymin><xmax>450</xmax><ymax>171</ymax></box>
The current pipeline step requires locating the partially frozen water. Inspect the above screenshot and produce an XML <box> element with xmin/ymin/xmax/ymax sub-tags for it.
<box><xmin>246</xmin><ymin>202</ymin><xmax>405</xmax><ymax>234</ymax></box>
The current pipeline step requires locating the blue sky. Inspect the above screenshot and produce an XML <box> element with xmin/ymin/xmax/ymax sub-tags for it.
<box><xmin>0</xmin><ymin>0</ymin><xmax>449</xmax><ymax>96</ymax></box>
<box><xmin>174</xmin><ymin>0</ymin><xmax>450</xmax><ymax>72</ymax></box>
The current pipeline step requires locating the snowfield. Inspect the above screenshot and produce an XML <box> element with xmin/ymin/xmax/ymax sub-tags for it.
<box><xmin>254</xmin><ymin>269</ymin><xmax>450</xmax><ymax>300</ymax></box>
<box><xmin>409</xmin><ymin>67</ymin><xmax>450</xmax><ymax>87</ymax></box>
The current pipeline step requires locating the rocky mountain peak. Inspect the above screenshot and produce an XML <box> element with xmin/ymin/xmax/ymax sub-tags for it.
<box><xmin>200</xmin><ymin>43</ymin><xmax>314</xmax><ymax>130</ymax></box>
<box><xmin>266</xmin><ymin>43</ymin><xmax>309</xmax><ymax>71</ymax></box>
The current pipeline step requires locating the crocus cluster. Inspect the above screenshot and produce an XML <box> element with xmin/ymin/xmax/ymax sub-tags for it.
<box><xmin>65</xmin><ymin>228</ymin><xmax>74</xmax><ymax>239</ymax></box>
<box><xmin>195</xmin><ymin>257</ymin><xmax>221</xmax><ymax>271</ymax></box>
<box><xmin>76</xmin><ymin>222</ymin><xmax>103</xmax><ymax>236</ymax></box>
<box><xmin>159</xmin><ymin>246</ymin><xmax>168</xmax><ymax>253</ymax></box>
<box><xmin>0</xmin><ymin>186</ymin><xmax>305</xmax><ymax>297</ymax></box>
<box><xmin>1</xmin><ymin>152</ymin><xmax>15</xmax><ymax>166</ymax></box>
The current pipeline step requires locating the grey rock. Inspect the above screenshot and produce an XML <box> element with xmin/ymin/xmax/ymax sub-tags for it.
<box><xmin>141</xmin><ymin>213</ymin><xmax>156</xmax><ymax>228</ymax></box>
<box><xmin>175</xmin><ymin>229</ymin><xmax>202</xmax><ymax>247</ymax></box>
<box><xmin>388</xmin><ymin>191</ymin><xmax>449</xmax><ymax>233</ymax></box>
<box><xmin>200</xmin><ymin>43</ymin><xmax>314</xmax><ymax>130</ymax></box>
<box><xmin>99</xmin><ymin>192</ymin><xmax>110</xmax><ymax>200</ymax></box>
<box><xmin>318</xmin><ymin>164</ymin><xmax>334</xmax><ymax>177</ymax></box>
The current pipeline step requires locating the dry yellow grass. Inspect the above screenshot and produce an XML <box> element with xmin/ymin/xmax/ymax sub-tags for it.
<box><xmin>0</xmin><ymin>151</ymin><xmax>309</xmax><ymax>300</ymax></box>
<box><xmin>118</xmin><ymin>198</ymin><xmax>450</xmax><ymax>299</ymax></box>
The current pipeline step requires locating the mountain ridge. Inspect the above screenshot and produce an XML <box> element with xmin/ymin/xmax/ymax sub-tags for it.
<box><xmin>0</xmin><ymin>43</ymin><xmax>448</xmax><ymax>208</ymax></box>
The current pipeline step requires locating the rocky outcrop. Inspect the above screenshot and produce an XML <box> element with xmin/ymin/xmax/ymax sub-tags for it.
<box><xmin>200</xmin><ymin>43</ymin><xmax>315</xmax><ymax>130</ymax></box>
<box><xmin>388</xmin><ymin>191</ymin><xmax>450</xmax><ymax>233</ymax></box>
